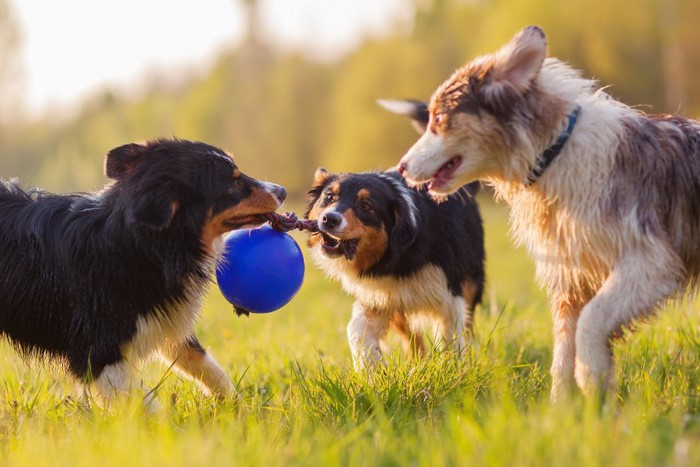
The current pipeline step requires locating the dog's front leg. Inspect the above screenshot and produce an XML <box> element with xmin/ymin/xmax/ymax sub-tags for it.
<box><xmin>574</xmin><ymin>247</ymin><xmax>681</xmax><ymax>398</ymax></box>
<box><xmin>347</xmin><ymin>302</ymin><xmax>390</xmax><ymax>372</ymax></box>
<box><xmin>160</xmin><ymin>336</ymin><xmax>237</xmax><ymax>401</ymax></box>
<box><xmin>549</xmin><ymin>288</ymin><xmax>590</xmax><ymax>403</ymax></box>
<box><xmin>90</xmin><ymin>360</ymin><xmax>161</xmax><ymax>412</ymax></box>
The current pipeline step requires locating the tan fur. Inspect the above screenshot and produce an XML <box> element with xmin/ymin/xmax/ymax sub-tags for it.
<box><xmin>461</xmin><ymin>279</ymin><xmax>479</xmax><ymax>335</ymax></box>
<box><xmin>399</xmin><ymin>26</ymin><xmax>700</xmax><ymax>400</ymax></box>
<box><xmin>159</xmin><ymin>343</ymin><xmax>235</xmax><ymax>400</ymax></box>
<box><xmin>339</xmin><ymin>208</ymin><xmax>389</xmax><ymax>274</ymax></box>
<box><xmin>390</xmin><ymin>311</ymin><xmax>426</xmax><ymax>359</ymax></box>
<box><xmin>201</xmin><ymin>184</ymin><xmax>281</xmax><ymax>250</ymax></box>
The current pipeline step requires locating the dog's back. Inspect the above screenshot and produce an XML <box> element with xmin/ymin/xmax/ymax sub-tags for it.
<box><xmin>0</xmin><ymin>181</ymin><xmax>74</xmax><ymax>348</ymax></box>
<box><xmin>0</xmin><ymin>181</ymin><xmax>177</xmax><ymax>370</ymax></box>
<box><xmin>613</xmin><ymin>115</ymin><xmax>700</xmax><ymax>279</ymax></box>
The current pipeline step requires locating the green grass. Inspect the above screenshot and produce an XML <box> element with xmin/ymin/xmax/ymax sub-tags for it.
<box><xmin>1</xmin><ymin>198</ymin><xmax>699</xmax><ymax>466</ymax></box>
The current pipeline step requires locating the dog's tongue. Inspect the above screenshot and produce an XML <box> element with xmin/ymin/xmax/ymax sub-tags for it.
<box><xmin>430</xmin><ymin>156</ymin><xmax>463</xmax><ymax>191</ymax></box>
<box><xmin>429</xmin><ymin>175</ymin><xmax>449</xmax><ymax>191</ymax></box>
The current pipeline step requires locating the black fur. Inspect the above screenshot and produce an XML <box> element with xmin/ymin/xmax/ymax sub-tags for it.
<box><xmin>306</xmin><ymin>170</ymin><xmax>484</xmax><ymax>308</ymax></box>
<box><xmin>0</xmin><ymin>138</ymin><xmax>283</xmax><ymax>382</ymax></box>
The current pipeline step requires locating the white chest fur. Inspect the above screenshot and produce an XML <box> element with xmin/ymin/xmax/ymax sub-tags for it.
<box><xmin>312</xmin><ymin>247</ymin><xmax>453</xmax><ymax>314</ymax></box>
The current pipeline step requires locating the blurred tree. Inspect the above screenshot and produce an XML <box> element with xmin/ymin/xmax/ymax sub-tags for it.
<box><xmin>2</xmin><ymin>0</ymin><xmax>700</xmax><ymax>195</ymax></box>
<box><xmin>0</xmin><ymin>0</ymin><xmax>22</xmax><ymax>126</ymax></box>
<box><xmin>322</xmin><ymin>0</ymin><xmax>490</xmax><ymax>173</ymax></box>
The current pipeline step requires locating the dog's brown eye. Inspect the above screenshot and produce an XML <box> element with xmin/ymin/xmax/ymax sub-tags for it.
<box><xmin>323</xmin><ymin>192</ymin><xmax>334</xmax><ymax>203</ymax></box>
<box><xmin>434</xmin><ymin>113</ymin><xmax>445</xmax><ymax>125</ymax></box>
<box><xmin>359</xmin><ymin>201</ymin><xmax>373</xmax><ymax>212</ymax></box>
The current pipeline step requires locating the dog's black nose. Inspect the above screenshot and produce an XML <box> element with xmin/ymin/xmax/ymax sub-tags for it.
<box><xmin>270</xmin><ymin>184</ymin><xmax>287</xmax><ymax>203</ymax></box>
<box><xmin>322</xmin><ymin>212</ymin><xmax>342</xmax><ymax>229</ymax></box>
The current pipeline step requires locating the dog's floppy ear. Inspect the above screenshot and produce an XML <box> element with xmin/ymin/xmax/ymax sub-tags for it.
<box><xmin>126</xmin><ymin>192</ymin><xmax>178</xmax><ymax>231</ymax></box>
<box><xmin>390</xmin><ymin>189</ymin><xmax>418</xmax><ymax>253</ymax></box>
<box><xmin>377</xmin><ymin>99</ymin><xmax>429</xmax><ymax>134</ymax></box>
<box><xmin>483</xmin><ymin>26</ymin><xmax>547</xmax><ymax>99</ymax></box>
<box><xmin>105</xmin><ymin>142</ymin><xmax>150</xmax><ymax>179</ymax></box>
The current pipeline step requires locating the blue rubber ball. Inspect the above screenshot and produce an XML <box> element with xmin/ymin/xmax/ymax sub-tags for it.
<box><xmin>216</xmin><ymin>225</ymin><xmax>305</xmax><ymax>313</ymax></box>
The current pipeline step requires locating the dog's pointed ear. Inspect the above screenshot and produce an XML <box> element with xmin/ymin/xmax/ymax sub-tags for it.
<box><xmin>486</xmin><ymin>26</ymin><xmax>547</xmax><ymax>94</ymax></box>
<box><xmin>305</xmin><ymin>167</ymin><xmax>337</xmax><ymax>216</ymax></box>
<box><xmin>313</xmin><ymin>167</ymin><xmax>333</xmax><ymax>186</ymax></box>
<box><xmin>377</xmin><ymin>99</ymin><xmax>429</xmax><ymax>134</ymax></box>
<box><xmin>105</xmin><ymin>142</ymin><xmax>151</xmax><ymax>179</ymax></box>
<box><xmin>127</xmin><ymin>193</ymin><xmax>178</xmax><ymax>231</ymax></box>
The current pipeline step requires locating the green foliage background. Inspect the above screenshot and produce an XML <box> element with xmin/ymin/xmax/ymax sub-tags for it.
<box><xmin>2</xmin><ymin>0</ymin><xmax>700</xmax><ymax>197</ymax></box>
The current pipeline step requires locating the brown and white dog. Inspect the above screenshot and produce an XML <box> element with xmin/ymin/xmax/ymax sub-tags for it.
<box><xmin>395</xmin><ymin>26</ymin><xmax>700</xmax><ymax>400</ymax></box>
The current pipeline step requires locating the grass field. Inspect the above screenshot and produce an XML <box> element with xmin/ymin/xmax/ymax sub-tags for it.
<box><xmin>1</xmin><ymin>197</ymin><xmax>698</xmax><ymax>466</ymax></box>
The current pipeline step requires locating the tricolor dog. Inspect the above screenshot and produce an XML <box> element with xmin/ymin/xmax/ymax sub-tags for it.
<box><xmin>305</xmin><ymin>168</ymin><xmax>484</xmax><ymax>369</ymax></box>
<box><xmin>0</xmin><ymin>139</ymin><xmax>286</xmax><ymax>407</ymax></box>
<box><xmin>395</xmin><ymin>26</ymin><xmax>700</xmax><ymax>399</ymax></box>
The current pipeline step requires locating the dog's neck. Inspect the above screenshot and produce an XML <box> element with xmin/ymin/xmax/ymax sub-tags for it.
<box><xmin>525</xmin><ymin>105</ymin><xmax>582</xmax><ymax>186</ymax></box>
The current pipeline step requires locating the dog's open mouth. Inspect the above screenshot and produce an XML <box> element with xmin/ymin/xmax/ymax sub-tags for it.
<box><xmin>429</xmin><ymin>155</ymin><xmax>463</xmax><ymax>191</ymax></box>
<box><xmin>319</xmin><ymin>232</ymin><xmax>359</xmax><ymax>260</ymax></box>
<box><xmin>222</xmin><ymin>213</ymin><xmax>272</xmax><ymax>230</ymax></box>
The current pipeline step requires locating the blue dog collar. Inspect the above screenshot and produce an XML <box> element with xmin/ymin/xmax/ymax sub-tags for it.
<box><xmin>526</xmin><ymin>104</ymin><xmax>582</xmax><ymax>186</ymax></box>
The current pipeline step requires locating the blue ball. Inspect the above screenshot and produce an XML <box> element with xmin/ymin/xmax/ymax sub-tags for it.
<box><xmin>216</xmin><ymin>225</ymin><xmax>305</xmax><ymax>313</ymax></box>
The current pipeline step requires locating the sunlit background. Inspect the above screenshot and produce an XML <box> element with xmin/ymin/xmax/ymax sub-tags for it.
<box><xmin>1</xmin><ymin>6</ymin><xmax>699</xmax><ymax>464</ymax></box>
<box><xmin>1</xmin><ymin>0</ymin><xmax>699</xmax><ymax>198</ymax></box>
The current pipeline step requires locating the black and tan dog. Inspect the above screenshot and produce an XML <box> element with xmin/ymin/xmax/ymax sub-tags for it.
<box><xmin>305</xmin><ymin>168</ymin><xmax>484</xmax><ymax>369</ymax></box>
<box><xmin>0</xmin><ymin>138</ymin><xmax>286</xmax><ymax>407</ymax></box>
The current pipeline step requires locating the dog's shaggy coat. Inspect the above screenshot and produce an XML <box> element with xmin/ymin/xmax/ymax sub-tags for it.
<box><xmin>396</xmin><ymin>26</ymin><xmax>700</xmax><ymax>399</ymax></box>
<box><xmin>0</xmin><ymin>139</ymin><xmax>286</xmax><ymax>407</ymax></box>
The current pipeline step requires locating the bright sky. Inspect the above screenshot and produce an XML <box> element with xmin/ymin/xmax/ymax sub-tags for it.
<box><xmin>10</xmin><ymin>0</ymin><xmax>410</xmax><ymax>115</ymax></box>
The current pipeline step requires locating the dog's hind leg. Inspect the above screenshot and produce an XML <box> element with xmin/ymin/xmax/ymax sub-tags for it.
<box><xmin>347</xmin><ymin>301</ymin><xmax>391</xmax><ymax>371</ymax></box>
<box><xmin>159</xmin><ymin>336</ymin><xmax>236</xmax><ymax>401</ymax></box>
<box><xmin>574</xmin><ymin>244</ymin><xmax>682</xmax><ymax>398</ymax></box>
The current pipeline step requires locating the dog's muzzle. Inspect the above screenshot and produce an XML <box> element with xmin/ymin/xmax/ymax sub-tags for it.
<box><xmin>315</xmin><ymin>210</ymin><xmax>358</xmax><ymax>260</ymax></box>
